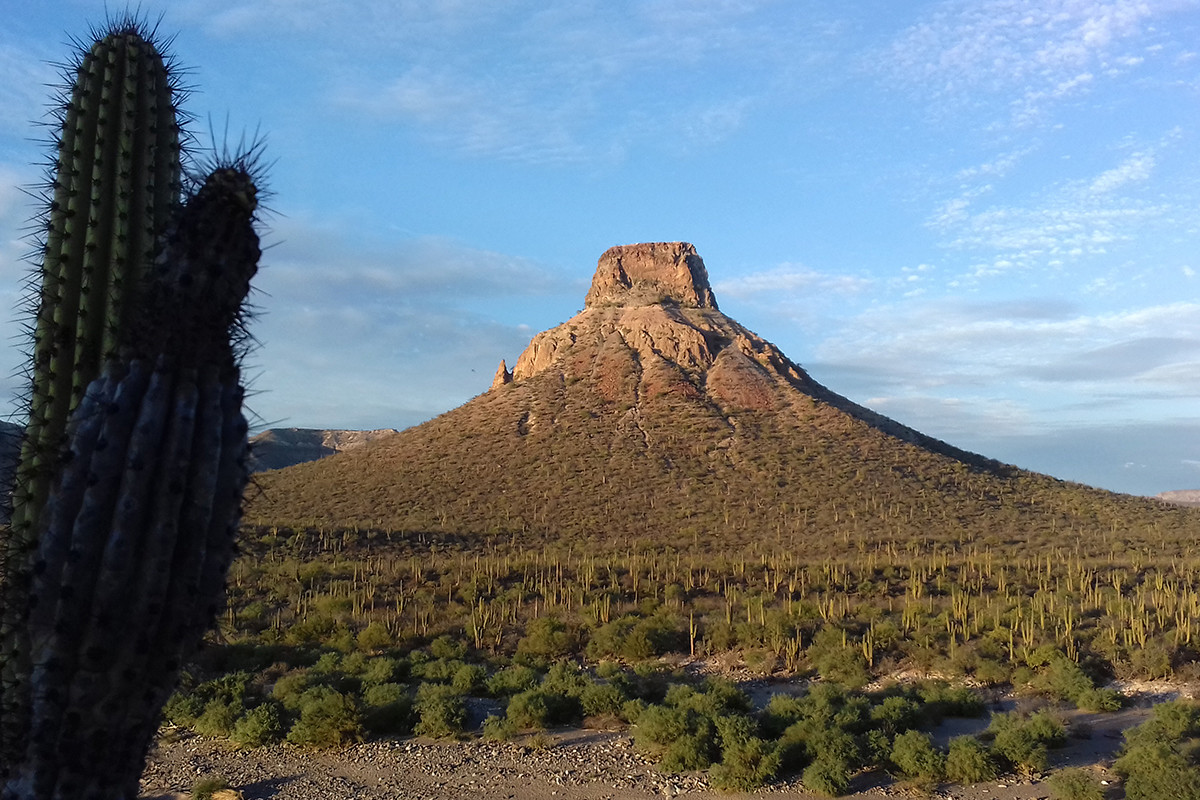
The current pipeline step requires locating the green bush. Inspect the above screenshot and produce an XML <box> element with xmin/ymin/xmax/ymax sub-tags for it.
<box><xmin>1048</xmin><ymin>767</ymin><xmax>1105</xmax><ymax>800</ymax></box>
<box><xmin>1115</xmin><ymin>700</ymin><xmax>1200</xmax><ymax>800</ymax></box>
<box><xmin>429</xmin><ymin>635</ymin><xmax>466</xmax><ymax>660</ymax></box>
<box><xmin>987</xmin><ymin>710</ymin><xmax>1065</xmax><ymax>774</ymax></box>
<box><xmin>760</xmin><ymin>693</ymin><xmax>806</xmax><ymax>738</ymax></box>
<box><xmin>191</xmin><ymin>778</ymin><xmax>230</xmax><ymax>800</ymax></box>
<box><xmin>360</xmin><ymin>656</ymin><xmax>406</xmax><ymax>686</ymax></box>
<box><xmin>1076</xmin><ymin>686</ymin><xmax>1122</xmax><ymax>712</ymax></box>
<box><xmin>580</xmin><ymin>682</ymin><xmax>627</xmax><ymax>717</ymax></box>
<box><xmin>482</xmin><ymin>713</ymin><xmax>517</xmax><ymax>741</ymax></box>
<box><xmin>271</xmin><ymin>670</ymin><xmax>313</xmax><ymax>710</ymax></box>
<box><xmin>286</xmin><ymin>689</ymin><xmax>363</xmax><ymax>747</ymax></box>
<box><xmin>362</xmin><ymin>682</ymin><xmax>413</xmax><ymax>736</ymax></box>
<box><xmin>944</xmin><ymin>735</ymin><xmax>997</xmax><ymax>783</ymax></box>
<box><xmin>507</xmin><ymin>688</ymin><xmax>579</xmax><ymax>730</ymax></box>
<box><xmin>802</xmin><ymin>753</ymin><xmax>851</xmax><ymax>797</ymax></box>
<box><xmin>516</xmin><ymin>616</ymin><xmax>578</xmax><ymax>660</ymax></box>
<box><xmin>870</xmin><ymin>695</ymin><xmax>920</xmax><ymax>736</ymax></box>
<box><xmin>231</xmin><ymin>703</ymin><xmax>285</xmax><ymax>748</ymax></box>
<box><xmin>914</xmin><ymin>681</ymin><xmax>986</xmax><ymax>721</ymax></box>
<box><xmin>452</xmin><ymin>663</ymin><xmax>487</xmax><ymax>694</ymax></box>
<box><xmin>890</xmin><ymin>729</ymin><xmax>944</xmax><ymax>781</ymax></box>
<box><xmin>193</xmin><ymin>698</ymin><xmax>244</xmax><ymax>738</ymax></box>
<box><xmin>357</xmin><ymin>621</ymin><xmax>394</xmax><ymax>652</ymax></box>
<box><xmin>487</xmin><ymin>664</ymin><xmax>541</xmax><ymax>696</ymax></box>
<box><xmin>413</xmin><ymin>683</ymin><xmax>466</xmax><ymax>739</ymax></box>
<box><xmin>709</xmin><ymin>737</ymin><xmax>781</xmax><ymax>791</ymax></box>
<box><xmin>633</xmin><ymin>705</ymin><xmax>719</xmax><ymax>772</ymax></box>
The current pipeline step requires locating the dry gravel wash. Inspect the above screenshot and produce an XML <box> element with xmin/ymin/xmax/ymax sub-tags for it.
<box><xmin>138</xmin><ymin>705</ymin><xmax>1147</xmax><ymax>800</ymax></box>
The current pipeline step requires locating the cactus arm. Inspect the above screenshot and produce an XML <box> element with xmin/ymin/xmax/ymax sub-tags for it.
<box><xmin>5</xmin><ymin>160</ymin><xmax>260</xmax><ymax>799</ymax></box>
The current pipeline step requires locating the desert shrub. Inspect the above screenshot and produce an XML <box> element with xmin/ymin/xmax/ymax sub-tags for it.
<box><xmin>413</xmin><ymin>683</ymin><xmax>467</xmax><ymax>739</ymax></box>
<box><xmin>286</xmin><ymin>689</ymin><xmax>363</xmax><ymax>747</ymax></box>
<box><xmin>357</xmin><ymin>621</ymin><xmax>394</xmax><ymax>652</ymax></box>
<box><xmin>913</xmin><ymin>681</ymin><xmax>986</xmax><ymax>721</ymax></box>
<box><xmin>167</xmin><ymin>672</ymin><xmax>255</xmax><ymax>729</ymax></box>
<box><xmin>506</xmin><ymin>687</ymin><xmax>582</xmax><ymax>730</ymax></box>
<box><xmin>1128</xmin><ymin>640</ymin><xmax>1174</xmax><ymax>680</ymax></box>
<box><xmin>429</xmin><ymin>635</ymin><xmax>466</xmax><ymax>660</ymax></box>
<box><xmin>271</xmin><ymin>670</ymin><xmax>313</xmax><ymax>710</ymax></box>
<box><xmin>283</xmin><ymin>614</ymin><xmax>338</xmax><ymax>646</ymax></box>
<box><xmin>540</xmin><ymin>661</ymin><xmax>590</xmax><ymax>697</ymax></box>
<box><xmin>944</xmin><ymin>736</ymin><xmax>997</xmax><ymax>783</ymax></box>
<box><xmin>487</xmin><ymin>664</ymin><xmax>541</xmax><ymax>696</ymax></box>
<box><xmin>361</xmin><ymin>682</ymin><xmax>413</xmax><ymax>736</ymax></box>
<box><xmin>1048</xmin><ymin>767</ymin><xmax>1105</xmax><ymax>800</ymax></box>
<box><xmin>709</xmin><ymin>737</ymin><xmax>781</xmax><ymax>791</ymax></box>
<box><xmin>482</xmin><ymin>713</ymin><xmax>517</xmax><ymax>741</ymax></box>
<box><xmin>987</xmin><ymin>710</ymin><xmax>1065</xmax><ymax>774</ymax></box>
<box><xmin>580</xmin><ymin>682</ymin><xmax>627</xmax><ymax>717</ymax></box>
<box><xmin>1031</xmin><ymin>656</ymin><xmax>1118</xmax><ymax>711</ymax></box>
<box><xmin>870</xmin><ymin>695</ymin><xmax>920</xmax><ymax>737</ymax></box>
<box><xmin>360</xmin><ymin>656</ymin><xmax>406</xmax><ymax>686</ymax></box>
<box><xmin>890</xmin><ymin>729</ymin><xmax>945</xmax><ymax>781</ymax></box>
<box><xmin>413</xmin><ymin>657</ymin><xmax>465</xmax><ymax>683</ymax></box>
<box><xmin>812</xmin><ymin>646</ymin><xmax>871</xmax><ymax>689</ymax></box>
<box><xmin>451</xmin><ymin>663</ymin><xmax>487</xmax><ymax>694</ymax></box>
<box><xmin>633</xmin><ymin>705</ymin><xmax>719</xmax><ymax>772</ymax></box>
<box><xmin>516</xmin><ymin>616</ymin><xmax>578</xmax><ymax>661</ymax></box>
<box><xmin>231</xmin><ymin>702</ymin><xmax>285</xmax><ymax>748</ymax></box>
<box><xmin>193</xmin><ymin>699</ymin><xmax>243</xmax><ymax>738</ymax></box>
<box><xmin>191</xmin><ymin>777</ymin><xmax>229</xmax><ymax>800</ymax></box>
<box><xmin>1114</xmin><ymin>700</ymin><xmax>1200</xmax><ymax>800</ymax></box>
<box><xmin>760</xmin><ymin>693</ymin><xmax>806</xmax><ymax>738</ymax></box>
<box><xmin>587</xmin><ymin>613</ymin><xmax>686</xmax><ymax>661</ymax></box>
<box><xmin>1075</xmin><ymin>686</ymin><xmax>1122</xmax><ymax>712</ymax></box>
<box><xmin>802</xmin><ymin>753</ymin><xmax>851</xmax><ymax>797</ymax></box>
<box><xmin>621</xmin><ymin>698</ymin><xmax>648</xmax><ymax>724</ymax></box>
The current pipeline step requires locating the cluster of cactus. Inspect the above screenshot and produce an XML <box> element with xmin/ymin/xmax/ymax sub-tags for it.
<box><xmin>0</xmin><ymin>17</ymin><xmax>262</xmax><ymax>799</ymax></box>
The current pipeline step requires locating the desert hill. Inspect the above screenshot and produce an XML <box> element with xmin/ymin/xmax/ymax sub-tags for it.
<box><xmin>246</xmin><ymin>243</ymin><xmax>1197</xmax><ymax>555</ymax></box>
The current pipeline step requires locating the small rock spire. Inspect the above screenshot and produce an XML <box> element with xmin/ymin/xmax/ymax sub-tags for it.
<box><xmin>491</xmin><ymin>359</ymin><xmax>513</xmax><ymax>389</ymax></box>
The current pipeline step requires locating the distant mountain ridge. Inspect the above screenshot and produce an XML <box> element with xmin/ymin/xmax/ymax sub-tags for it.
<box><xmin>249</xmin><ymin>428</ymin><xmax>398</xmax><ymax>472</ymax></box>
<box><xmin>1157</xmin><ymin>490</ymin><xmax>1200</xmax><ymax>507</ymax></box>
<box><xmin>238</xmin><ymin>242</ymin><xmax>1199</xmax><ymax>550</ymax></box>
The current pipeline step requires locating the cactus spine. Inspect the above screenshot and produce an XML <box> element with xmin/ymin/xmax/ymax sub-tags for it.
<box><xmin>1</xmin><ymin>19</ymin><xmax>261</xmax><ymax>800</ymax></box>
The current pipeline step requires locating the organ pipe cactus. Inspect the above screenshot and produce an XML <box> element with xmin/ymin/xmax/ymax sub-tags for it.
<box><xmin>1</xmin><ymin>18</ymin><xmax>262</xmax><ymax>799</ymax></box>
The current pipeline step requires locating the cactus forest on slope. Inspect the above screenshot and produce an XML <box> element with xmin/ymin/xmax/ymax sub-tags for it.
<box><xmin>0</xmin><ymin>17</ymin><xmax>264</xmax><ymax>800</ymax></box>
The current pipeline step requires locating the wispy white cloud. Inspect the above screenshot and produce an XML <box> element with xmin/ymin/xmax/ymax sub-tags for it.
<box><xmin>810</xmin><ymin>300</ymin><xmax>1200</xmax><ymax>430</ymax></box>
<box><xmin>1089</xmin><ymin>150</ymin><xmax>1155</xmax><ymax>194</ymax></box>
<box><xmin>882</xmin><ymin>0</ymin><xmax>1186</xmax><ymax>127</ymax></box>
<box><xmin>179</xmin><ymin>0</ymin><xmax>831</xmax><ymax>164</ymax></box>
<box><xmin>715</xmin><ymin>265</ymin><xmax>873</xmax><ymax>298</ymax></box>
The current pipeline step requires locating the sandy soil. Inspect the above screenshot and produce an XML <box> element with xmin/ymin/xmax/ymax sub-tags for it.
<box><xmin>139</xmin><ymin>682</ymin><xmax>1194</xmax><ymax>800</ymax></box>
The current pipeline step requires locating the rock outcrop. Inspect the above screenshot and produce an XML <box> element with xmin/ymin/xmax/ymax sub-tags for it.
<box><xmin>584</xmin><ymin>242</ymin><xmax>717</xmax><ymax>310</ymax></box>
<box><xmin>491</xmin><ymin>359</ymin><xmax>513</xmax><ymax>390</ymax></box>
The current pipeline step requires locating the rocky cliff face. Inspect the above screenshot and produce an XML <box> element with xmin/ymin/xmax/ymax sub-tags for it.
<box><xmin>583</xmin><ymin>242</ymin><xmax>718</xmax><ymax>309</ymax></box>
<box><xmin>501</xmin><ymin>242</ymin><xmax>974</xmax><ymax>460</ymax></box>
<box><xmin>249</xmin><ymin>427</ymin><xmax>398</xmax><ymax>472</ymax></box>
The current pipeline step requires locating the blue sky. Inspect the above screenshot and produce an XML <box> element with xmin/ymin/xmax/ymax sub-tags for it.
<box><xmin>2</xmin><ymin>1</ymin><xmax>1199</xmax><ymax>497</ymax></box>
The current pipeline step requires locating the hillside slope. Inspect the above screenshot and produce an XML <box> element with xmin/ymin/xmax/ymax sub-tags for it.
<box><xmin>247</xmin><ymin>243</ymin><xmax>1197</xmax><ymax>555</ymax></box>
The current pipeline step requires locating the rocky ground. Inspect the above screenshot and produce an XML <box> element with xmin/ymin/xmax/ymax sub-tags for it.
<box><xmin>139</xmin><ymin>683</ymin><xmax>1193</xmax><ymax>800</ymax></box>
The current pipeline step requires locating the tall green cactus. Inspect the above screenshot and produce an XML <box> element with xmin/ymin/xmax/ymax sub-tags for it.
<box><xmin>2</xmin><ymin>17</ymin><xmax>185</xmax><ymax>768</ymax></box>
<box><xmin>1</xmin><ymin>18</ymin><xmax>262</xmax><ymax>800</ymax></box>
<box><xmin>13</xmin><ymin>18</ymin><xmax>184</xmax><ymax>540</ymax></box>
